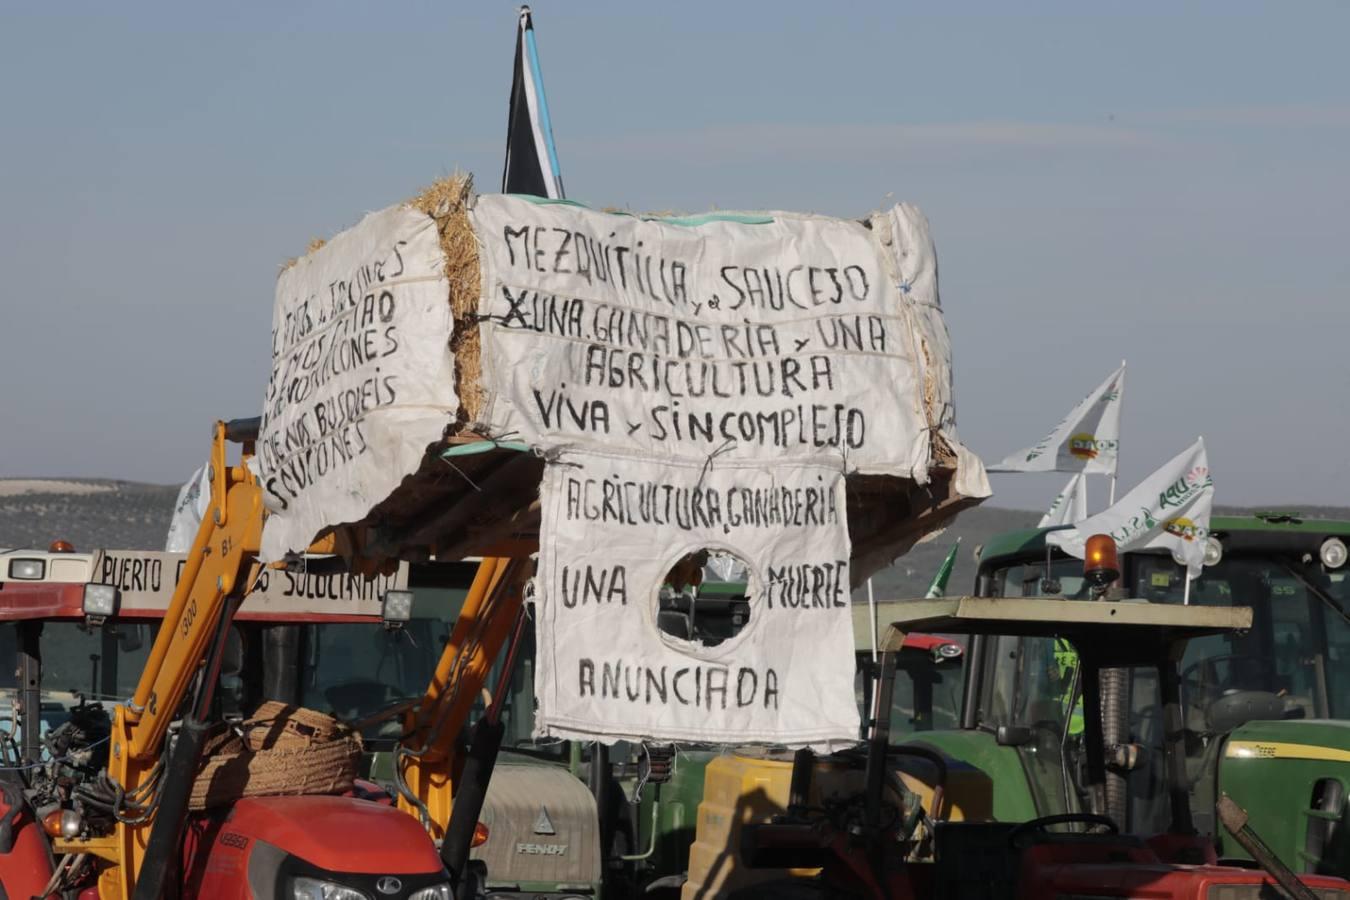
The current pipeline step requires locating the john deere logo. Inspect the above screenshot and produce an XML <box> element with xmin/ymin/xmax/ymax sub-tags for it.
<box><xmin>1164</xmin><ymin>517</ymin><xmax>1200</xmax><ymax>541</ymax></box>
<box><xmin>1069</xmin><ymin>433</ymin><xmax>1099</xmax><ymax>460</ymax></box>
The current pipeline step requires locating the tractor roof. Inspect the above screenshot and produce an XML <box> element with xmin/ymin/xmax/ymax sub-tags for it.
<box><xmin>877</xmin><ymin>595</ymin><xmax>1251</xmax><ymax>668</ymax></box>
<box><xmin>0</xmin><ymin>547</ymin><xmax>441</xmax><ymax>623</ymax></box>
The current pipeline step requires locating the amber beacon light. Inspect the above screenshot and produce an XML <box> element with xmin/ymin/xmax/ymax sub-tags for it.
<box><xmin>1083</xmin><ymin>534</ymin><xmax>1120</xmax><ymax>589</ymax></box>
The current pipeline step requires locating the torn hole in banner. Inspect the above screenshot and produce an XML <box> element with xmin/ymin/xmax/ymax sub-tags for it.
<box><xmin>534</xmin><ymin>454</ymin><xmax>860</xmax><ymax>748</ymax></box>
<box><xmin>655</xmin><ymin>547</ymin><xmax>755</xmax><ymax>650</ymax></box>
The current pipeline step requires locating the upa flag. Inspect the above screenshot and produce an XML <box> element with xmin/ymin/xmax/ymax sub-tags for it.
<box><xmin>1038</xmin><ymin>473</ymin><xmax>1089</xmax><ymax>528</ymax></box>
<box><xmin>1048</xmin><ymin>437</ymin><xmax>1213</xmax><ymax>577</ymax></box>
<box><xmin>502</xmin><ymin>6</ymin><xmax>565</xmax><ymax>199</ymax></box>
<box><xmin>989</xmin><ymin>363</ymin><xmax>1125</xmax><ymax>475</ymax></box>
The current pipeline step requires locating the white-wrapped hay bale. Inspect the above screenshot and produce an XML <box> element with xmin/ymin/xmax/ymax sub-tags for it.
<box><xmin>255</xmin><ymin>176</ymin><xmax>990</xmax><ymax>581</ymax></box>
<box><xmin>256</xmin><ymin>176</ymin><xmax>991</xmax><ymax>746</ymax></box>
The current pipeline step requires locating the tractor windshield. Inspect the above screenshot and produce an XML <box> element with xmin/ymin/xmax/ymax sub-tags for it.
<box><xmin>1126</xmin><ymin>551</ymin><xmax>1350</xmax><ymax>721</ymax></box>
<box><xmin>300</xmin><ymin>616</ymin><xmax>450</xmax><ymax>738</ymax></box>
<box><xmin>971</xmin><ymin>633</ymin><xmax>1078</xmax><ymax>817</ymax></box>
<box><xmin>854</xmin><ymin>643</ymin><xmax>965</xmax><ymax>743</ymax></box>
<box><xmin>0</xmin><ymin>620</ymin><xmax>158</xmax><ymax>747</ymax></box>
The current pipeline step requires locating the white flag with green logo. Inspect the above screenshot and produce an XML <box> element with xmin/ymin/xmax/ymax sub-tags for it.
<box><xmin>1047</xmin><ymin>437</ymin><xmax>1212</xmax><ymax>577</ymax></box>
<box><xmin>988</xmin><ymin>363</ymin><xmax>1125</xmax><ymax>475</ymax></box>
<box><xmin>1038</xmin><ymin>472</ymin><xmax>1088</xmax><ymax>527</ymax></box>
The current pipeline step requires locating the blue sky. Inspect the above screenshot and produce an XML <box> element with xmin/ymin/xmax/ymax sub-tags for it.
<box><xmin>2</xmin><ymin>2</ymin><xmax>1347</xmax><ymax>511</ymax></box>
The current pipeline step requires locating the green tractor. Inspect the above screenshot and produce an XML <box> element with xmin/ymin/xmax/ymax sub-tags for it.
<box><xmin>925</xmin><ymin>513</ymin><xmax>1350</xmax><ymax>877</ymax></box>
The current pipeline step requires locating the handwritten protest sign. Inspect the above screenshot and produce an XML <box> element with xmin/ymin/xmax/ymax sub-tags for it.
<box><xmin>256</xmin><ymin>206</ymin><xmax>457</xmax><ymax>562</ymax></box>
<box><xmin>251</xmin><ymin>190</ymin><xmax>988</xmax><ymax>747</ymax></box>
<box><xmin>470</xmin><ymin>196</ymin><xmax>980</xmax><ymax>746</ymax></box>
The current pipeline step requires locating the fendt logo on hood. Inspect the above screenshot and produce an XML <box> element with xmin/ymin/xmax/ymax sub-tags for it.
<box><xmin>375</xmin><ymin>877</ymin><xmax>402</xmax><ymax>895</ymax></box>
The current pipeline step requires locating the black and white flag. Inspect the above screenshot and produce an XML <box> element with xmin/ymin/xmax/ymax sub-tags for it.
<box><xmin>503</xmin><ymin>6</ymin><xmax>565</xmax><ymax>199</ymax></box>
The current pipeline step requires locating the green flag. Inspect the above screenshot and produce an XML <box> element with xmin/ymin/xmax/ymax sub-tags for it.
<box><xmin>925</xmin><ymin>539</ymin><xmax>962</xmax><ymax>599</ymax></box>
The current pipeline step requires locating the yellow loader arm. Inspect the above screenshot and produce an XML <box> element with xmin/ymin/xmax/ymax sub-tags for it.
<box><xmin>395</xmin><ymin>556</ymin><xmax>529</xmax><ymax>838</ymax></box>
<box><xmin>87</xmin><ymin>419</ymin><xmax>265</xmax><ymax>899</ymax></box>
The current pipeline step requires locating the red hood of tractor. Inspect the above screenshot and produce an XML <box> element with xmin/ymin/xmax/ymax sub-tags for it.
<box><xmin>225</xmin><ymin>795</ymin><xmax>444</xmax><ymax>875</ymax></box>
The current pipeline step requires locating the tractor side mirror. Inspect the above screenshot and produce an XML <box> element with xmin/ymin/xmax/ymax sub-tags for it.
<box><xmin>995</xmin><ymin>725</ymin><xmax>1034</xmax><ymax>747</ymax></box>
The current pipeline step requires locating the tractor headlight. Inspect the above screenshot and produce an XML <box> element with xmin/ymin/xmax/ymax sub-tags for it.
<box><xmin>408</xmin><ymin>885</ymin><xmax>454</xmax><ymax>900</ymax></box>
<box><xmin>1203</xmin><ymin>536</ymin><xmax>1224</xmax><ymax>567</ymax></box>
<box><xmin>1321</xmin><ymin>537</ymin><xmax>1348</xmax><ymax>570</ymax></box>
<box><xmin>290</xmin><ymin>877</ymin><xmax>369</xmax><ymax>900</ymax></box>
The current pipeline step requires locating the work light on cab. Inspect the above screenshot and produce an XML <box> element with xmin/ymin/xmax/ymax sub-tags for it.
<box><xmin>1321</xmin><ymin>537</ymin><xmax>1348</xmax><ymax>570</ymax></box>
<box><xmin>933</xmin><ymin>642</ymin><xmax>963</xmax><ymax>661</ymax></box>
<box><xmin>82</xmin><ymin>583</ymin><xmax>119</xmax><ymax>625</ymax></box>
<box><xmin>6</xmin><ymin>558</ymin><xmax>45</xmax><ymax>580</ymax></box>
<box><xmin>1204</xmin><ymin>535</ymin><xmax>1224</xmax><ymax>567</ymax></box>
<box><xmin>1083</xmin><ymin>534</ymin><xmax>1119</xmax><ymax>590</ymax></box>
<box><xmin>381</xmin><ymin>590</ymin><xmax>415</xmax><ymax>629</ymax></box>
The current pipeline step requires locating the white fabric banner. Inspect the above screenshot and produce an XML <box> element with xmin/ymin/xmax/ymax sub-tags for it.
<box><xmin>1038</xmin><ymin>472</ymin><xmax>1089</xmax><ymax>527</ymax></box>
<box><xmin>91</xmin><ymin>549</ymin><xmax>406</xmax><ymax>617</ymax></box>
<box><xmin>470</xmin><ymin>195</ymin><xmax>987</xmax><ymax>746</ymax></box>
<box><xmin>164</xmin><ymin>465</ymin><xmax>209</xmax><ymax>552</ymax></box>
<box><xmin>1047</xmin><ymin>437</ymin><xmax>1212</xmax><ymax>577</ymax></box>
<box><xmin>473</xmin><ymin>196</ymin><xmax>944</xmax><ymax>475</ymax></box>
<box><xmin>254</xmin><ymin>205</ymin><xmax>458</xmax><ymax>561</ymax></box>
<box><xmin>534</xmin><ymin>459</ymin><xmax>859</xmax><ymax>746</ymax></box>
<box><xmin>990</xmin><ymin>363</ymin><xmax>1125</xmax><ymax>474</ymax></box>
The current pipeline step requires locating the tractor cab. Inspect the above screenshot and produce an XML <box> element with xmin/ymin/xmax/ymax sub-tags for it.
<box><xmin>0</xmin><ymin>548</ymin><xmax>612</xmax><ymax>900</ymax></box>
<box><xmin>0</xmin><ymin>548</ymin><xmax>464</xmax><ymax>899</ymax></box>
<box><xmin>973</xmin><ymin>516</ymin><xmax>1350</xmax><ymax>874</ymax></box>
<box><xmin>732</xmin><ymin>594</ymin><xmax>1350</xmax><ymax>899</ymax></box>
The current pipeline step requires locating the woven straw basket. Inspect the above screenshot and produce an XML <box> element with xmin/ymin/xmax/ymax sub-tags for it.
<box><xmin>189</xmin><ymin>701</ymin><xmax>363</xmax><ymax>811</ymax></box>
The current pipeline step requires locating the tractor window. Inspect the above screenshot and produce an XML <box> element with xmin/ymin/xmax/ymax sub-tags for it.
<box><xmin>301</xmin><ymin>617</ymin><xmax>447</xmax><ymax>737</ymax></box>
<box><xmin>1130</xmin><ymin>553</ymin><xmax>1318</xmax><ymax>719</ymax></box>
<box><xmin>40</xmin><ymin>621</ymin><xmax>157</xmax><ymax>703</ymax></box>
<box><xmin>1325</xmin><ymin>577</ymin><xmax>1350</xmax><ymax>717</ymax></box>
<box><xmin>0</xmin><ymin>625</ymin><xmax>15</xmax><ymax>690</ymax></box>
<box><xmin>977</xmin><ymin>634</ymin><xmax>1075</xmax><ymax>817</ymax></box>
<box><xmin>855</xmin><ymin>643</ymin><xmax>965</xmax><ymax>743</ymax></box>
<box><xmin>988</xmin><ymin>559</ymin><xmax>1087</xmax><ymax>600</ymax></box>
<box><xmin>0</xmin><ymin>620</ymin><xmax>160</xmax><ymax>743</ymax></box>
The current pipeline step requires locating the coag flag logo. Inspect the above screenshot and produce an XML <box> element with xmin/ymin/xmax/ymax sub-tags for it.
<box><xmin>1164</xmin><ymin>517</ymin><xmax>1202</xmax><ymax>542</ymax></box>
<box><xmin>1068</xmin><ymin>432</ymin><xmax>1098</xmax><ymax>460</ymax></box>
<box><xmin>1068</xmin><ymin>433</ymin><xmax>1119</xmax><ymax>462</ymax></box>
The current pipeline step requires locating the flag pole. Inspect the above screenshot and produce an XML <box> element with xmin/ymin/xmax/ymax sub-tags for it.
<box><xmin>866</xmin><ymin>577</ymin><xmax>878</xmax><ymax>663</ymax></box>
<box><xmin>1183</xmin><ymin>572</ymin><xmax>1192</xmax><ymax>606</ymax></box>
<box><xmin>1109</xmin><ymin>359</ymin><xmax>1125</xmax><ymax>507</ymax></box>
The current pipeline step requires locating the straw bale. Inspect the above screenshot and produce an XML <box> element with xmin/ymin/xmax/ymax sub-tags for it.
<box><xmin>410</xmin><ymin>172</ymin><xmax>482</xmax><ymax>425</ymax></box>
